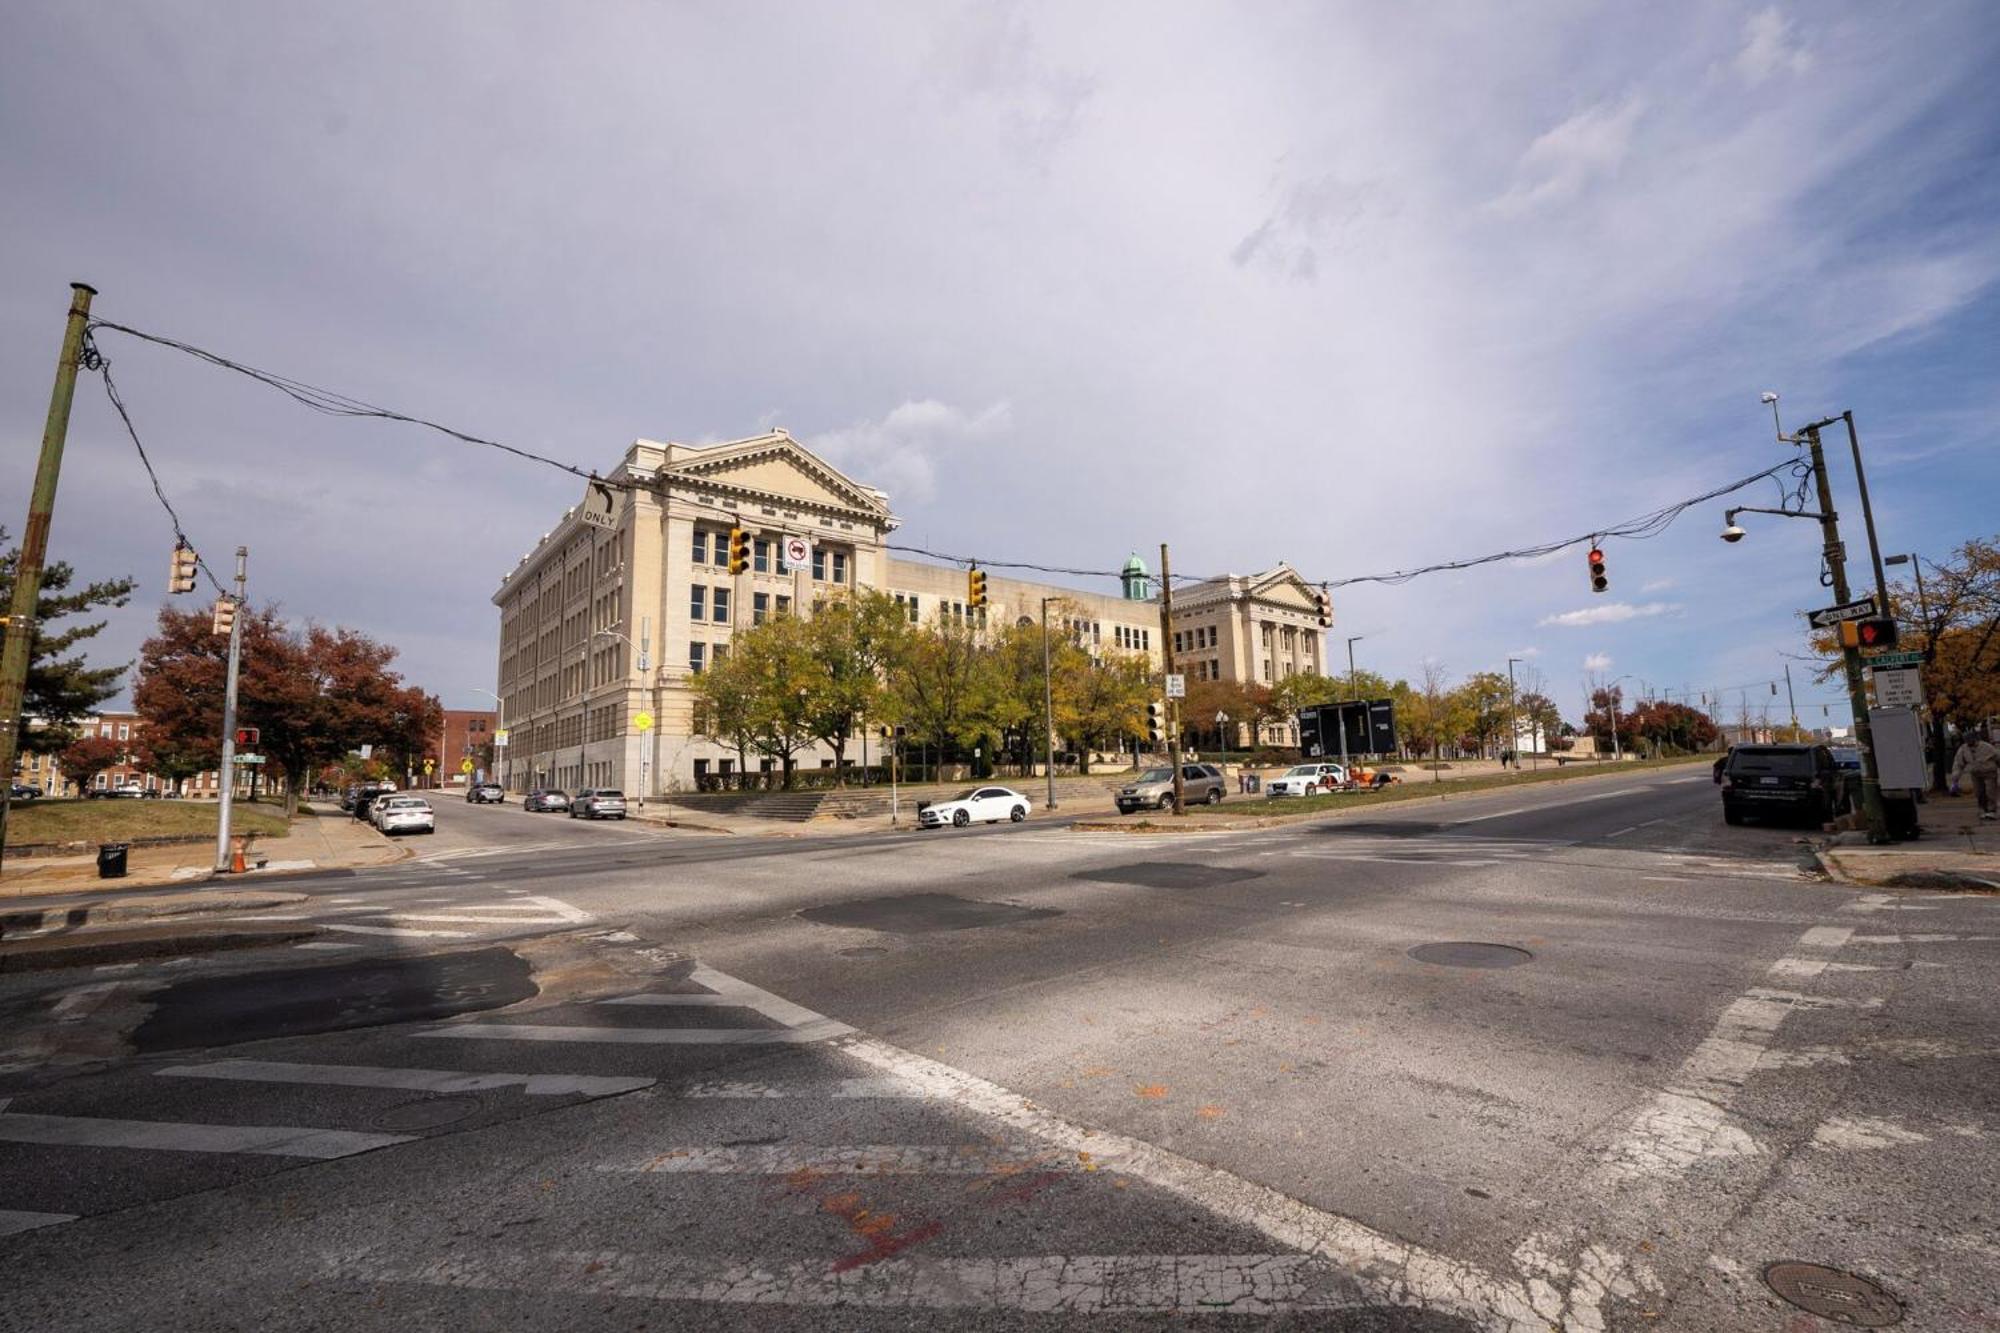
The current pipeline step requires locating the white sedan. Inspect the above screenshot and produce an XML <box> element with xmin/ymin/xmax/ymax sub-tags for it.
<box><xmin>918</xmin><ymin>786</ymin><xmax>1033</xmax><ymax>829</ymax></box>
<box><xmin>372</xmin><ymin>796</ymin><xmax>436</xmax><ymax>835</ymax></box>
<box><xmin>1265</xmin><ymin>763</ymin><xmax>1348</xmax><ymax>797</ymax></box>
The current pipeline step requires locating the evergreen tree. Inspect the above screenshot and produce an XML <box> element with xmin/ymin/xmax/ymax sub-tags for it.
<box><xmin>0</xmin><ymin>528</ymin><xmax>137</xmax><ymax>753</ymax></box>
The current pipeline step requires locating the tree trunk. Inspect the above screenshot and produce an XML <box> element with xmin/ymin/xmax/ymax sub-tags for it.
<box><xmin>831</xmin><ymin>733</ymin><xmax>848</xmax><ymax>786</ymax></box>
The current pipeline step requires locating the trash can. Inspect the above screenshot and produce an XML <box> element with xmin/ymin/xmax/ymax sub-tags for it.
<box><xmin>96</xmin><ymin>843</ymin><xmax>129</xmax><ymax>879</ymax></box>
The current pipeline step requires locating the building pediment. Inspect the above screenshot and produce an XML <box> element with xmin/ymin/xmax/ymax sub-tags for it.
<box><xmin>663</xmin><ymin>433</ymin><xmax>891</xmax><ymax>521</ymax></box>
<box><xmin>1246</xmin><ymin>566</ymin><xmax>1320</xmax><ymax>612</ymax></box>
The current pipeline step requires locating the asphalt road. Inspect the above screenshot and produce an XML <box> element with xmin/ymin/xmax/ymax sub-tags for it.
<box><xmin>1</xmin><ymin>764</ymin><xmax>1993</xmax><ymax>1331</ymax></box>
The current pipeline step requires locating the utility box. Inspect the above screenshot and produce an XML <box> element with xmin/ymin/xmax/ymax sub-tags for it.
<box><xmin>1868</xmin><ymin>706</ymin><xmax>1926</xmax><ymax>791</ymax></box>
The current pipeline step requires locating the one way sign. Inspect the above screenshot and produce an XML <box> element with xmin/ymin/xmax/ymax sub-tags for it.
<box><xmin>1808</xmin><ymin>595</ymin><xmax>1877</xmax><ymax>629</ymax></box>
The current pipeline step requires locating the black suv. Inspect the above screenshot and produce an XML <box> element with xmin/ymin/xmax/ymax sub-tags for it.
<box><xmin>1718</xmin><ymin>744</ymin><xmax>1844</xmax><ymax>826</ymax></box>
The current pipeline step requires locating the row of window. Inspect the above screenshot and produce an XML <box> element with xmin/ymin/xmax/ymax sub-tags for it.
<box><xmin>1113</xmin><ymin>625</ymin><xmax>1152</xmax><ymax>651</ymax></box>
<box><xmin>1175</xmin><ymin>625</ymin><xmax>1219</xmax><ymax>654</ymax></box>
<box><xmin>687</xmin><ymin>641</ymin><xmax>732</xmax><ymax>674</ymax></box>
<box><xmin>690</xmin><ymin>529</ymin><xmax>852</xmax><ymax>584</ymax></box>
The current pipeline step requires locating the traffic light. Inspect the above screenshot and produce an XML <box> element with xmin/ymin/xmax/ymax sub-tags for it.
<box><xmin>1146</xmin><ymin>701</ymin><xmax>1163</xmax><ymax>744</ymax></box>
<box><xmin>967</xmin><ymin>567</ymin><xmax>988</xmax><ymax>609</ymax></box>
<box><xmin>726</xmin><ymin>527</ymin><xmax>750</xmax><ymax>575</ymax></box>
<box><xmin>211</xmin><ymin>597</ymin><xmax>237</xmax><ymax>637</ymax></box>
<box><xmin>1587</xmin><ymin>547</ymin><xmax>1608</xmax><ymax>593</ymax></box>
<box><xmin>167</xmin><ymin>543</ymin><xmax>199</xmax><ymax>594</ymax></box>
<box><xmin>1313</xmin><ymin>588</ymin><xmax>1332</xmax><ymax>627</ymax></box>
<box><xmin>1840</xmin><ymin>617</ymin><xmax>1898</xmax><ymax>650</ymax></box>
<box><xmin>235</xmin><ymin>727</ymin><xmax>259</xmax><ymax>747</ymax></box>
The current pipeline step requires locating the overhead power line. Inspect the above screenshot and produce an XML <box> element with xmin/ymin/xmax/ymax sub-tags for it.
<box><xmin>85</xmin><ymin>313</ymin><xmax>1801</xmax><ymax>599</ymax></box>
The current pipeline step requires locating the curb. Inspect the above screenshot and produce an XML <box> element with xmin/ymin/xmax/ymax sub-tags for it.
<box><xmin>1813</xmin><ymin>848</ymin><xmax>2000</xmax><ymax>893</ymax></box>
<box><xmin>0</xmin><ymin>891</ymin><xmax>309</xmax><ymax>939</ymax></box>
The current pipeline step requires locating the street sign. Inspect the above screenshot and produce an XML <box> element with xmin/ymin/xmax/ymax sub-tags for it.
<box><xmin>1873</xmin><ymin>668</ymin><xmax>1923</xmax><ymax>708</ymax></box>
<box><xmin>1865</xmin><ymin>651</ymin><xmax>1924</xmax><ymax>669</ymax></box>
<box><xmin>232</xmin><ymin>754</ymin><xmax>265</xmax><ymax>765</ymax></box>
<box><xmin>783</xmin><ymin>535</ymin><xmax>812</xmax><ymax>568</ymax></box>
<box><xmin>1164</xmin><ymin>673</ymin><xmax>1186</xmax><ymax>699</ymax></box>
<box><xmin>633</xmin><ymin>711</ymin><xmax>654</xmax><ymax>732</ymax></box>
<box><xmin>459</xmin><ymin>758</ymin><xmax>474</xmax><ymax>774</ymax></box>
<box><xmin>493</xmin><ymin>728</ymin><xmax>509</xmax><ymax>748</ymax></box>
<box><xmin>422</xmin><ymin>759</ymin><xmax>435</xmax><ymax>773</ymax></box>
<box><xmin>1808</xmin><ymin>595</ymin><xmax>1877</xmax><ymax>629</ymax></box>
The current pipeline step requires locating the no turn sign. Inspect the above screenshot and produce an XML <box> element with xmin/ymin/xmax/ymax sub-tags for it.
<box><xmin>783</xmin><ymin>535</ymin><xmax>812</xmax><ymax>568</ymax></box>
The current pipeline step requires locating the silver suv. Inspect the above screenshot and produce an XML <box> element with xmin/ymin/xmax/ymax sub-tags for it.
<box><xmin>1117</xmin><ymin>764</ymin><xmax>1225</xmax><ymax>813</ymax></box>
<box><xmin>570</xmin><ymin>788</ymin><xmax>628</xmax><ymax>820</ymax></box>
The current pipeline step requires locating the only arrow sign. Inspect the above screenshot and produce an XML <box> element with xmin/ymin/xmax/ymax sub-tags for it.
<box><xmin>1808</xmin><ymin>596</ymin><xmax>1877</xmax><ymax>629</ymax></box>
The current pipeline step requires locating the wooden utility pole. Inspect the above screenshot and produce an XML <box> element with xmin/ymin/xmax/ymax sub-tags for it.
<box><xmin>0</xmin><ymin>283</ymin><xmax>97</xmax><ymax>870</ymax></box>
<box><xmin>1156</xmin><ymin>542</ymin><xmax>1184</xmax><ymax>815</ymax></box>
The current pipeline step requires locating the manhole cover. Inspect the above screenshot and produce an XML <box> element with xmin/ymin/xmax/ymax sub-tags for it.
<box><xmin>1762</xmin><ymin>1262</ymin><xmax>1902</xmax><ymax>1326</ymax></box>
<box><xmin>1407</xmin><ymin>942</ymin><xmax>1534</xmax><ymax>969</ymax></box>
<box><xmin>374</xmin><ymin>1095</ymin><xmax>480</xmax><ymax>1132</ymax></box>
<box><xmin>1073</xmin><ymin>862</ymin><xmax>1264</xmax><ymax>889</ymax></box>
<box><xmin>839</xmin><ymin>946</ymin><xmax>890</xmax><ymax>958</ymax></box>
<box><xmin>800</xmin><ymin>893</ymin><xmax>1059</xmax><ymax>934</ymax></box>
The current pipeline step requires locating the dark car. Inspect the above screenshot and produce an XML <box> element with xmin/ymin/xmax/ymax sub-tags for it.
<box><xmin>570</xmin><ymin>788</ymin><xmax>628</xmax><ymax>820</ymax></box>
<box><xmin>1720</xmin><ymin>744</ymin><xmax>1844</xmax><ymax>826</ymax></box>
<box><xmin>524</xmin><ymin>788</ymin><xmax>569</xmax><ymax>813</ymax></box>
<box><xmin>351</xmin><ymin>785</ymin><xmax>396</xmax><ymax>820</ymax></box>
<box><xmin>465</xmin><ymin>783</ymin><xmax>505</xmax><ymax>804</ymax></box>
<box><xmin>9</xmin><ymin>783</ymin><xmax>42</xmax><ymax>802</ymax></box>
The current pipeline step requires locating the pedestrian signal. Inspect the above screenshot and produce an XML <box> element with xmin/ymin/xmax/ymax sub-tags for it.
<box><xmin>1840</xmin><ymin>618</ymin><xmax>1898</xmax><ymax>650</ymax></box>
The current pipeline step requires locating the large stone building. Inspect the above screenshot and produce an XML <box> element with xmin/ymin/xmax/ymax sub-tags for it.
<box><xmin>491</xmin><ymin>431</ymin><xmax>1329</xmax><ymax>794</ymax></box>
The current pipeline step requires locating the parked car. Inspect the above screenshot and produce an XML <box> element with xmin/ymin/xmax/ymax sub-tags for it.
<box><xmin>351</xmin><ymin>784</ymin><xmax>396</xmax><ymax>820</ymax></box>
<box><xmin>1720</xmin><ymin>743</ymin><xmax>1844</xmax><ymax>826</ymax></box>
<box><xmin>338</xmin><ymin>785</ymin><xmax>359</xmax><ymax>812</ymax></box>
<box><xmin>1116</xmin><ymin>764</ymin><xmax>1225</xmax><ymax>813</ymax></box>
<box><xmin>372</xmin><ymin>795</ymin><xmax>435</xmax><ymax>835</ymax></box>
<box><xmin>918</xmin><ymin>786</ymin><xmax>1032</xmax><ymax>829</ymax></box>
<box><xmin>10</xmin><ymin>783</ymin><xmax>42</xmax><ymax>801</ymax></box>
<box><xmin>1266</xmin><ymin>763</ymin><xmax>1348</xmax><ymax>798</ymax></box>
<box><xmin>570</xmin><ymin>788</ymin><xmax>627</xmax><ymax>820</ymax></box>
<box><xmin>465</xmin><ymin>782</ymin><xmax>505</xmax><ymax>804</ymax></box>
<box><xmin>524</xmin><ymin>788</ymin><xmax>569</xmax><ymax>813</ymax></box>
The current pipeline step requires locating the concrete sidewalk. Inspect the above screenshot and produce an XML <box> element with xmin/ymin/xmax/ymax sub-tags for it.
<box><xmin>1818</xmin><ymin>788</ymin><xmax>2000</xmax><ymax>890</ymax></box>
<box><xmin>0</xmin><ymin>807</ymin><xmax>405</xmax><ymax>899</ymax></box>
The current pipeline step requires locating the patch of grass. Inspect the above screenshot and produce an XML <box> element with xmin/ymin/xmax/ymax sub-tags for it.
<box><xmin>1180</xmin><ymin>753</ymin><xmax>1711</xmax><ymax>823</ymax></box>
<box><xmin>9</xmin><ymin>798</ymin><xmax>289</xmax><ymax>847</ymax></box>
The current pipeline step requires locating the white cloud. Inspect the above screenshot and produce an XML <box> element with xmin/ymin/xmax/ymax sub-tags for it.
<box><xmin>1539</xmin><ymin>601</ymin><xmax>1680</xmax><ymax>628</ymax></box>
<box><xmin>1488</xmin><ymin>95</ymin><xmax>1646</xmax><ymax>215</ymax></box>
<box><xmin>1640</xmin><ymin>578</ymin><xmax>1676</xmax><ymax>593</ymax></box>
<box><xmin>813</xmin><ymin>400</ymin><xmax>1012</xmax><ymax>507</ymax></box>
<box><xmin>1584</xmin><ymin>652</ymin><xmax>1614</xmax><ymax>672</ymax></box>
<box><xmin>1735</xmin><ymin>8</ymin><xmax>1813</xmax><ymax>84</ymax></box>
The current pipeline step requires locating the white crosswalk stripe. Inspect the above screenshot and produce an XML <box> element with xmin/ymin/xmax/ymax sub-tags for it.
<box><xmin>156</xmin><ymin>1059</ymin><xmax>655</xmax><ymax>1098</ymax></box>
<box><xmin>0</xmin><ymin>1111</ymin><xmax>412</xmax><ymax>1159</ymax></box>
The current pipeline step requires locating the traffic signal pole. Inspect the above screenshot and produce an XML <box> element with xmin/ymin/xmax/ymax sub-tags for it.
<box><xmin>1803</xmin><ymin>425</ymin><xmax>1890</xmax><ymax>844</ymax></box>
<box><xmin>0</xmin><ymin>283</ymin><xmax>96</xmax><ymax>872</ymax></box>
<box><xmin>213</xmin><ymin>548</ymin><xmax>247</xmax><ymax>873</ymax></box>
<box><xmin>1157</xmin><ymin>543</ymin><xmax>1184</xmax><ymax>815</ymax></box>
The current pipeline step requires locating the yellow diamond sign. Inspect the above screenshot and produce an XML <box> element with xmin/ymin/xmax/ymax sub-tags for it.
<box><xmin>634</xmin><ymin>711</ymin><xmax>654</xmax><ymax>732</ymax></box>
<box><xmin>459</xmin><ymin>758</ymin><xmax>474</xmax><ymax>774</ymax></box>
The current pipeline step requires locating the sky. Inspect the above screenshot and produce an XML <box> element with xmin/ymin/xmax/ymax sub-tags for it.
<box><xmin>3</xmin><ymin>1</ymin><xmax>1996</xmax><ymax>728</ymax></box>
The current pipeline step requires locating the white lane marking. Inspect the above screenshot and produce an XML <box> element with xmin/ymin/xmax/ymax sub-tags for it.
<box><xmin>1812</xmin><ymin>1115</ymin><xmax>1929</xmax><ymax>1151</ymax></box>
<box><xmin>157</xmin><ymin>1059</ymin><xmax>653</xmax><ymax>1098</ymax></box>
<box><xmin>334</xmin><ymin>1248</ymin><xmax>1370</xmax><ymax>1315</ymax></box>
<box><xmin>413</xmin><ymin>1019</ymin><xmax>851</xmax><ymax>1046</ymax></box>
<box><xmin>0</xmin><ymin>1209</ymin><xmax>76</xmax><ymax>1236</ymax></box>
<box><xmin>833</xmin><ymin>1034</ymin><xmax>1543</xmax><ymax>1330</ymax></box>
<box><xmin>1450</xmin><ymin>787</ymin><xmax>1653</xmax><ymax>823</ymax></box>
<box><xmin>599</xmin><ymin>994</ymin><xmax>758</xmax><ymax>1009</ymax></box>
<box><xmin>677</xmin><ymin>1077</ymin><xmax>922</xmax><ymax>1099</ymax></box>
<box><xmin>50</xmin><ymin>983</ymin><xmax>127</xmax><ymax>1022</ymax></box>
<box><xmin>1641</xmin><ymin>876</ymin><xmax>1693</xmax><ymax>883</ymax></box>
<box><xmin>604</xmin><ymin>1145</ymin><xmax>1073</xmax><ymax>1175</ymax></box>
<box><xmin>324</xmin><ymin>897</ymin><xmax>364</xmax><ymax>905</ymax></box>
<box><xmin>91</xmin><ymin>963</ymin><xmax>140</xmax><ymax>974</ymax></box>
<box><xmin>0</xmin><ymin>1112</ymin><xmax>412</xmax><ymax>1159</ymax></box>
<box><xmin>1842</xmin><ymin>893</ymin><xmax>1940</xmax><ymax>913</ymax></box>
<box><xmin>1851</xmin><ymin>933</ymin><xmax>2000</xmax><ymax>944</ymax></box>
<box><xmin>295</xmin><ymin>942</ymin><xmax>361</xmax><ymax>951</ymax></box>
<box><xmin>1602</xmin><ymin>826</ymin><xmax>1638</xmax><ymax>839</ymax></box>
<box><xmin>684</xmin><ymin>963</ymin><xmax>843</xmax><ymax>1029</ymax></box>
<box><xmin>1769</xmin><ymin>957</ymin><xmax>1885</xmax><ymax>978</ymax></box>
<box><xmin>321</xmin><ymin>923</ymin><xmax>473</xmax><ymax>939</ymax></box>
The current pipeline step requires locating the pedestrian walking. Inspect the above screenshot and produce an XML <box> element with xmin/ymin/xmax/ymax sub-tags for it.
<box><xmin>1948</xmin><ymin>728</ymin><xmax>2000</xmax><ymax>820</ymax></box>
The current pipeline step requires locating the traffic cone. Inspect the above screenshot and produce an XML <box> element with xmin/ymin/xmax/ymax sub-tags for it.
<box><xmin>230</xmin><ymin>835</ymin><xmax>247</xmax><ymax>874</ymax></box>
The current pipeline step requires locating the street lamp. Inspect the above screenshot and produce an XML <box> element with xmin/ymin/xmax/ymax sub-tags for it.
<box><xmin>1721</xmin><ymin>394</ymin><xmax>1894</xmax><ymax>842</ymax></box>
<box><xmin>1215</xmin><ymin>710</ymin><xmax>1230</xmax><ymax>758</ymax></box>
<box><xmin>468</xmin><ymin>687</ymin><xmax>503</xmax><ymax>792</ymax></box>
<box><xmin>1345</xmin><ymin>635</ymin><xmax>1365</xmax><ymax>698</ymax></box>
